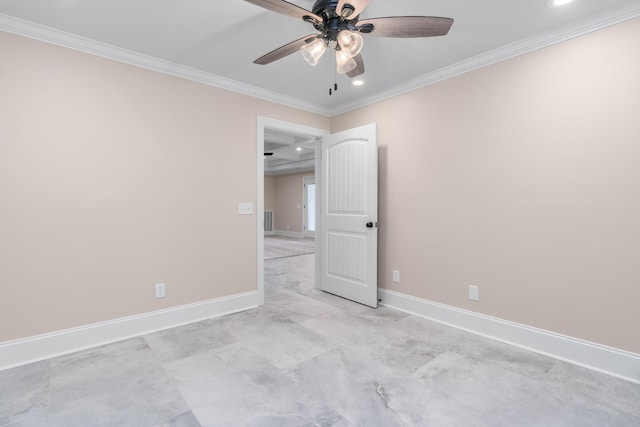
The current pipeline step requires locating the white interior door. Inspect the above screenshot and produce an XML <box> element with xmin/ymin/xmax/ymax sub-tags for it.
<box><xmin>320</xmin><ymin>123</ymin><xmax>377</xmax><ymax>307</ymax></box>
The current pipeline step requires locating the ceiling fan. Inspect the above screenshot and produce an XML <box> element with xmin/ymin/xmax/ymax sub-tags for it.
<box><xmin>245</xmin><ymin>0</ymin><xmax>454</xmax><ymax>79</ymax></box>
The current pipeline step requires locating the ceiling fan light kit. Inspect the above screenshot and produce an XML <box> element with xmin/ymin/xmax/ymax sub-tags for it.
<box><xmin>337</xmin><ymin>30</ymin><xmax>364</xmax><ymax>58</ymax></box>
<box><xmin>301</xmin><ymin>38</ymin><xmax>327</xmax><ymax>66</ymax></box>
<box><xmin>246</xmin><ymin>0</ymin><xmax>453</xmax><ymax>84</ymax></box>
<box><xmin>336</xmin><ymin>49</ymin><xmax>357</xmax><ymax>74</ymax></box>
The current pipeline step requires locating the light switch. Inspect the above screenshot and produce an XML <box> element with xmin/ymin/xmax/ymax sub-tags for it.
<box><xmin>238</xmin><ymin>202</ymin><xmax>253</xmax><ymax>215</ymax></box>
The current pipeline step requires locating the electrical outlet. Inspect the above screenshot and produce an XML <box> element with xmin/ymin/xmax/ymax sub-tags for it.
<box><xmin>469</xmin><ymin>285</ymin><xmax>479</xmax><ymax>301</ymax></box>
<box><xmin>155</xmin><ymin>283</ymin><xmax>166</xmax><ymax>299</ymax></box>
<box><xmin>392</xmin><ymin>270</ymin><xmax>400</xmax><ymax>283</ymax></box>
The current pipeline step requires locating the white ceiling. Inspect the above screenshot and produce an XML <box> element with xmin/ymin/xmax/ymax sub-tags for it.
<box><xmin>1</xmin><ymin>1</ymin><xmax>639</xmax><ymax>116</ymax></box>
<box><xmin>264</xmin><ymin>128</ymin><xmax>317</xmax><ymax>175</ymax></box>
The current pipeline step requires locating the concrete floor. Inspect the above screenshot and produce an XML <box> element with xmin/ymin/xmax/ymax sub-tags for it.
<box><xmin>1</xmin><ymin>239</ymin><xmax>639</xmax><ymax>426</ymax></box>
<box><xmin>264</xmin><ymin>235</ymin><xmax>315</xmax><ymax>260</ymax></box>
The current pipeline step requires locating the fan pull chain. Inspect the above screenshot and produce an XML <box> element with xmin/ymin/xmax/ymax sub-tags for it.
<box><xmin>330</xmin><ymin>45</ymin><xmax>337</xmax><ymax>95</ymax></box>
<box><xmin>334</xmin><ymin>51</ymin><xmax>337</xmax><ymax>94</ymax></box>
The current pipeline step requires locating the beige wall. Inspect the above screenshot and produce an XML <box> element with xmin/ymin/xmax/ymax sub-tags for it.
<box><xmin>264</xmin><ymin>175</ymin><xmax>276</xmax><ymax>212</ymax></box>
<box><xmin>272</xmin><ymin>171</ymin><xmax>314</xmax><ymax>233</ymax></box>
<box><xmin>0</xmin><ymin>31</ymin><xmax>329</xmax><ymax>341</ymax></box>
<box><xmin>332</xmin><ymin>18</ymin><xmax>640</xmax><ymax>353</ymax></box>
<box><xmin>2</xmin><ymin>17</ymin><xmax>639</xmax><ymax>355</ymax></box>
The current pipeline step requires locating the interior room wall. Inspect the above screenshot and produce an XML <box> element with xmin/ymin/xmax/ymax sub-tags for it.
<box><xmin>264</xmin><ymin>175</ymin><xmax>276</xmax><ymax>212</ymax></box>
<box><xmin>273</xmin><ymin>171</ymin><xmax>314</xmax><ymax>234</ymax></box>
<box><xmin>331</xmin><ymin>18</ymin><xmax>640</xmax><ymax>354</ymax></box>
<box><xmin>0</xmin><ymin>31</ymin><xmax>329</xmax><ymax>342</ymax></box>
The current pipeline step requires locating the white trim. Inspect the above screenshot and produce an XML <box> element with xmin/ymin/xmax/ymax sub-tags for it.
<box><xmin>0</xmin><ymin>291</ymin><xmax>258</xmax><ymax>371</ymax></box>
<box><xmin>0</xmin><ymin>14</ymin><xmax>332</xmax><ymax>117</ymax></box>
<box><xmin>3</xmin><ymin>4</ymin><xmax>640</xmax><ymax>118</ymax></box>
<box><xmin>314</xmin><ymin>139</ymin><xmax>323</xmax><ymax>290</ymax></box>
<box><xmin>264</xmin><ymin>231</ymin><xmax>276</xmax><ymax>236</ymax></box>
<box><xmin>257</xmin><ymin>117</ymin><xmax>266</xmax><ymax>307</ymax></box>
<box><xmin>329</xmin><ymin>3</ymin><xmax>640</xmax><ymax>116</ymax></box>
<box><xmin>379</xmin><ymin>289</ymin><xmax>640</xmax><ymax>384</ymax></box>
<box><xmin>258</xmin><ymin>117</ymin><xmax>329</xmax><ymax>138</ymax></box>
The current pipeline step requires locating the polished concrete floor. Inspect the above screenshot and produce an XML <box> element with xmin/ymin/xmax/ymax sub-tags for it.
<box><xmin>2</xmin><ymin>240</ymin><xmax>639</xmax><ymax>426</ymax></box>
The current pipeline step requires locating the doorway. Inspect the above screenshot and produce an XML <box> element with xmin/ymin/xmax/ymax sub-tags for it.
<box><xmin>256</xmin><ymin>117</ymin><xmax>328</xmax><ymax>306</ymax></box>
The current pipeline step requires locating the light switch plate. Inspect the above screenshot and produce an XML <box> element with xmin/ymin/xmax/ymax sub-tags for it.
<box><xmin>238</xmin><ymin>202</ymin><xmax>253</xmax><ymax>215</ymax></box>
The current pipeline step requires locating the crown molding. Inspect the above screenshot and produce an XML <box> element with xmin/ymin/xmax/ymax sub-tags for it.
<box><xmin>2</xmin><ymin>3</ymin><xmax>640</xmax><ymax>119</ymax></box>
<box><xmin>329</xmin><ymin>2</ymin><xmax>640</xmax><ymax>116</ymax></box>
<box><xmin>0</xmin><ymin>14</ymin><xmax>333</xmax><ymax>117</ymax></box>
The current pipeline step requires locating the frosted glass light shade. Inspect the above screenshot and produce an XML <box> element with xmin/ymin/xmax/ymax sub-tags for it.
<box><xmin>336</xmin><ymin>49</ymin><xmax>357</xmax><ymax>74</ymax></box>
<box><xmin>301</xmin><ymin>38</ymin><xmax>327</xmax><ymax>66</ymax></box>
<box><xmin>337</xmin><ymin>30</ymin><xmax>363</xmax><ymax>57</ymax></box>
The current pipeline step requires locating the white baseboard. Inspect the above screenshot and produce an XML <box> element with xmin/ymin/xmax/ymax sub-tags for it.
<box><xmin>264</xmin><ymin>231</ymin><xmax>275</xmax><ymax>236</ymax></box>
<box><xmin>274</xmin><ymin>230</ymin><xmax>304</xmax><ymax>238</ymax></box>
<box><xmin>0</xmin><ymin>291</ymin><xmax>258</xmax><ymax>371</ymax></box>
<box><xmin>379</xmin><ymin>289</ymin><xmax>640</xmax><ymax>384</ymax></box>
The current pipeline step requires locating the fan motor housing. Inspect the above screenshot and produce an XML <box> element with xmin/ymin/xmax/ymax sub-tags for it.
<box><xmin>311</xmin><ymin>0</ymin><xmax>340</xmax><ymax>16</ymax></box>
<box><xmin>309</xmin><ymin>0</ymin><xmax>360</xmax><ymax>41</ymax></box>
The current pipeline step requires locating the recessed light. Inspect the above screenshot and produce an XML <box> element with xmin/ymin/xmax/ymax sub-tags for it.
<box><xmin>296</xmin><ymin>147</ymin><xmax>302</xmax><ymax>151</ymax></box>
<box><xmin>352</xmin><ymin>79</ymin><xmax>365</xmax><ymax>86</ymax></box>
<box><xmin>546</xmin><ymin>0</ymin><xmax>574</xmax><ymax>7</ymax></box>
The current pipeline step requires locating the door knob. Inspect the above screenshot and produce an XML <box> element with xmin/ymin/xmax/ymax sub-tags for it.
<box><xmin>366</xmin><ymin>222</ymin><xmax>374</xmax><ymax>228</ymax></box>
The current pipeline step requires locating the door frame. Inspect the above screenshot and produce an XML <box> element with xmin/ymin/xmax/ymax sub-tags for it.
<box><xmin>302</xmin><ymin>176</ymin><xmax>316</xmax><ymax>238</ymax></box>
<box><xmin>256</xmin><ymin>117</ymin><xmax>328</xmax><ymax>306</ymax></box>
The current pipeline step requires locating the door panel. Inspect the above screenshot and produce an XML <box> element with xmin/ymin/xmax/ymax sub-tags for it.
<box><xmin>321</xmin><ymin>123</ymin><xmax>377</xmax><ymax>307</ymax></box>
<box><xmin>327</xmin><ymin>141</ymin><xmax>368</xmax><ymax>215</ymax></box>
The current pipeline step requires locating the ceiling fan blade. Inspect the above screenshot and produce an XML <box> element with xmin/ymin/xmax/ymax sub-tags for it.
<box><xmin>244</xmin><ymin>0</ymin><xmax>322</xmax><ymax>23</ymax></box>
<box><xmin>358</xmin><ymin>16</ymin><xmax>454</xmax><ymax>38</ymax></box>
<box><xmin>336</xmin><ymin>0</ymin><xmax>370</xmax><ymax>19</ymax></box>
<box><xmin>254</xmin><ymin>34</ymin><xmax>320</xmax><ymax>65</ymax></box>
<box><xmin>347</xmin><ymin>53</ymin><xmax>365</xmax><ymax>78</ymax></box>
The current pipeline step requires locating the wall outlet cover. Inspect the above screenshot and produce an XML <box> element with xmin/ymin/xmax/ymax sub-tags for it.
<box><xmin>392</xmin><ymin>270</ymin><xmax>400</xmax><ymax>283</ymax></box>
<box><xmin>155</xmin><ymin>283</ymin><xmax>166</xmax><ymax>299</ymax></box>
<box><xmin>469</xmin><ymin>285</ymin><xmax>479</xmax><ymax>301</ymax></box>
